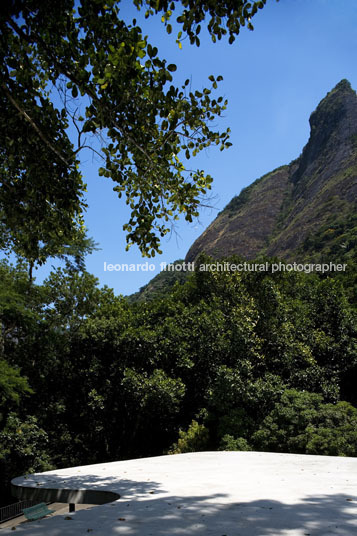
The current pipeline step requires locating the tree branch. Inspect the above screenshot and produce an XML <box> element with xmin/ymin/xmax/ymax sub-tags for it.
<box><xmin>1</xmin><ymin>82</ymin><xmax>71</xmax><ymax>168</ymax></box>
<box><xmin>6</xmin><ymin>17</ymin><xmax>160</xmax><ymax>172</ymax></box>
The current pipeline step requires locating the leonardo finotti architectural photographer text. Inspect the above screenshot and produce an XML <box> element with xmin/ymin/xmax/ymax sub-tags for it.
<box><xmin>104</xmin><ymin>261</ymin><xmax>347</xmax><ymax>274</ymax></box>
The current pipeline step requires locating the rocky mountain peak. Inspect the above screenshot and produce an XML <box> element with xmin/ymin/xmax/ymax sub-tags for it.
<box><xmin>310</xmin><ymin>79</ymin><xmax>356</xmax><ymax>141</ymax></box>
<box><xmin>185</xmin><ymin>80</ymin><xmax>357</xmax><ymax>264</ymax></box>
<box><xmin>292</xmin><ymin>79</ymin><xmax>357</xmax><ymax>184</ymax></box>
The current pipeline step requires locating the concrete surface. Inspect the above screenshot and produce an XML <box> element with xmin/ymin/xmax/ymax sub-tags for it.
<box><xmin>1</xmin><ymin>451</ymin><xmax>357</xmax><ymax>535</ymax></box>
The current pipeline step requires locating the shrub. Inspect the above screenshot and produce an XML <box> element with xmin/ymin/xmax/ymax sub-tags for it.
<box><xmin>252</xmin><ymin>389</ymin><xmax>357</xmax><ymax>456</ymax></box>
<box><xmin>169</xmin><ymin>420</ymin><xmax>210</xmax><ymax>454</ymax></box>
<box><xmin>219</xmin><ymin>435</ymin><xmax>252</xmax><ymax>451</ymax></box>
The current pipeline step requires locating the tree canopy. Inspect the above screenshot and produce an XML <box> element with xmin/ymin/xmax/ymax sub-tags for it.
<box><xmin>0</xmin><ymin>255</ymin><xmax>356</xmax><ymax>504</ymax></box>
<box><xmin>0</xmin><ymin>0</ymin><xmax>267</xmax><ymax>267</ymax></box>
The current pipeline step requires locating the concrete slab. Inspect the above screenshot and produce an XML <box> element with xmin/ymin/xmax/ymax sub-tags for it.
<box><xmin>2</xmin><ymin>451</ymin><xmax>357</xmax><ymax>535</ymax></box>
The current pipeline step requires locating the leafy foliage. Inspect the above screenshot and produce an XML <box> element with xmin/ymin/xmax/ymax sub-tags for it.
<box><xmin>252</xmin><ymin>390</ymin><xmax>357</xmax><ymax>456</ymax></box>
<box><xmin>219</xmin><ymin>435</ymin><xmax>252</xmax><ymax>451</ymax></box>
<box><xmin>0</xmin><ymin>360</ymin><xmax>32</xmax><ymax>422</ymax></box>
<box><xmin>0</xmin><ymin>253</ymin><xmax>356</xmax><ymax>504</ymax></box>
<box><xmin>0</xmin><ymin>0</ymin><xmax>245</xmax><ymax>262</ymax></box>
<box><xmin>169</xmin><ymin>420</ymin><xmax>210</xmax><ymax>453</ymax></box>
<box><xmin>0</xmin><ymin>414</ymin><xmax>52</xmax><ymax>474</ymax></box>
<box><xmin>128</xmin><ymin>259</ymin><xmax>189</xmax><ymax>302</ymax></box>
<box><xmin>135</xmin><ymin>0</ymin><xmax>268</xmax><ymax>45</ymax></box>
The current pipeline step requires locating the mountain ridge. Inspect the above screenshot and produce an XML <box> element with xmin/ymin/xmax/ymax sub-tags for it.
<box><xmin>185</xmin><ymin>79</ymin><xmax>357</xmax><ymax>264</ymax></box>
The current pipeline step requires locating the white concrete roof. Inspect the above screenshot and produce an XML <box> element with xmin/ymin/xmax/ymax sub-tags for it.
<box><xmin>3</xmin><ymin>451</ymin><xmax>357</xmax><ymax>535</ymax></box>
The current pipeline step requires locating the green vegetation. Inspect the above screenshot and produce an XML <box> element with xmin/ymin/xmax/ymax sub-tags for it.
<box><xmin>1</xmin><ymin>255</ymin><xmax>356</xmax><ymax>504</ymax></box>
<box><xmin>252</xmin><ymin>390</ymin><xmax>357</xmax><ymax>456</ymax></box>
<box><xmin>301</xmin><ymin>209</ymin><xmax>357</xmax><ymax>262</ymax></box>
<box><xmin>0</xmin><ymin>0</ymin><xmax>268</xmax><ymax>264</ymax></box>
<box><xmin>222</xmin><ymin>185</ymin><xmax>254</xmax><ymax>215</ymax></box>
<box><xmin>129</xmin><ymin>260</ymin><xmax>189</xmax><ymax>302</ymax></box>
<box><xmin>222</xmin><ymin>167</ymin><xmax>288</xmax><ymax>217</ymax></box>
<box><xmin>1</xmin><ymin>0</ymin><xmax>357</xmax><ymax>513</ymax></box>
<box><xmin>169</xmin><ymin>420</ymin><xmax>210</xmax><ymax>454</ymax></box>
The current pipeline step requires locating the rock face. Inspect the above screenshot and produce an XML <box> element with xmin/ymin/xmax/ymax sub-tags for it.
<box><xmin>185</xmin><ymin>80</ymin><xmax>357</xmax><ymax>263</ymax></box>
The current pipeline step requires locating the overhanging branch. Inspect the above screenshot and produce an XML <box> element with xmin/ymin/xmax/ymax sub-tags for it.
<box><xmin>2</xmin><ymin>82</ymin><xmax>71</xmax><ymax>168</ymax></box>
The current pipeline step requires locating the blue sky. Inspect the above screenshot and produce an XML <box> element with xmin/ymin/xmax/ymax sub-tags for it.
<box><xmin>31</xmin><ymin>0</ymin><xmax>357</xmax><ymax>295</ymax></box>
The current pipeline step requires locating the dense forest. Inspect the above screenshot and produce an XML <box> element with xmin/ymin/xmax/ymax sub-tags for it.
<box><xmin>1</xmin><ymin>256</ymin><xmax>356</xmax><ymax>505</ymax></box>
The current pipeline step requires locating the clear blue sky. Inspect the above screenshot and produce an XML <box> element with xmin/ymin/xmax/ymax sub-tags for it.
<box><xmin>31</xmin><ymin>0</ymin><xmax>357</xmax><ymax>295</ymax></box>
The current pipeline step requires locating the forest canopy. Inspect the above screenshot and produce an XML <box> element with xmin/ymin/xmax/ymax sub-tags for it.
<box><xmin>0</xmin><ymin>257</ymin><xmax>356</xmax><ymax>505</ymax></box>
